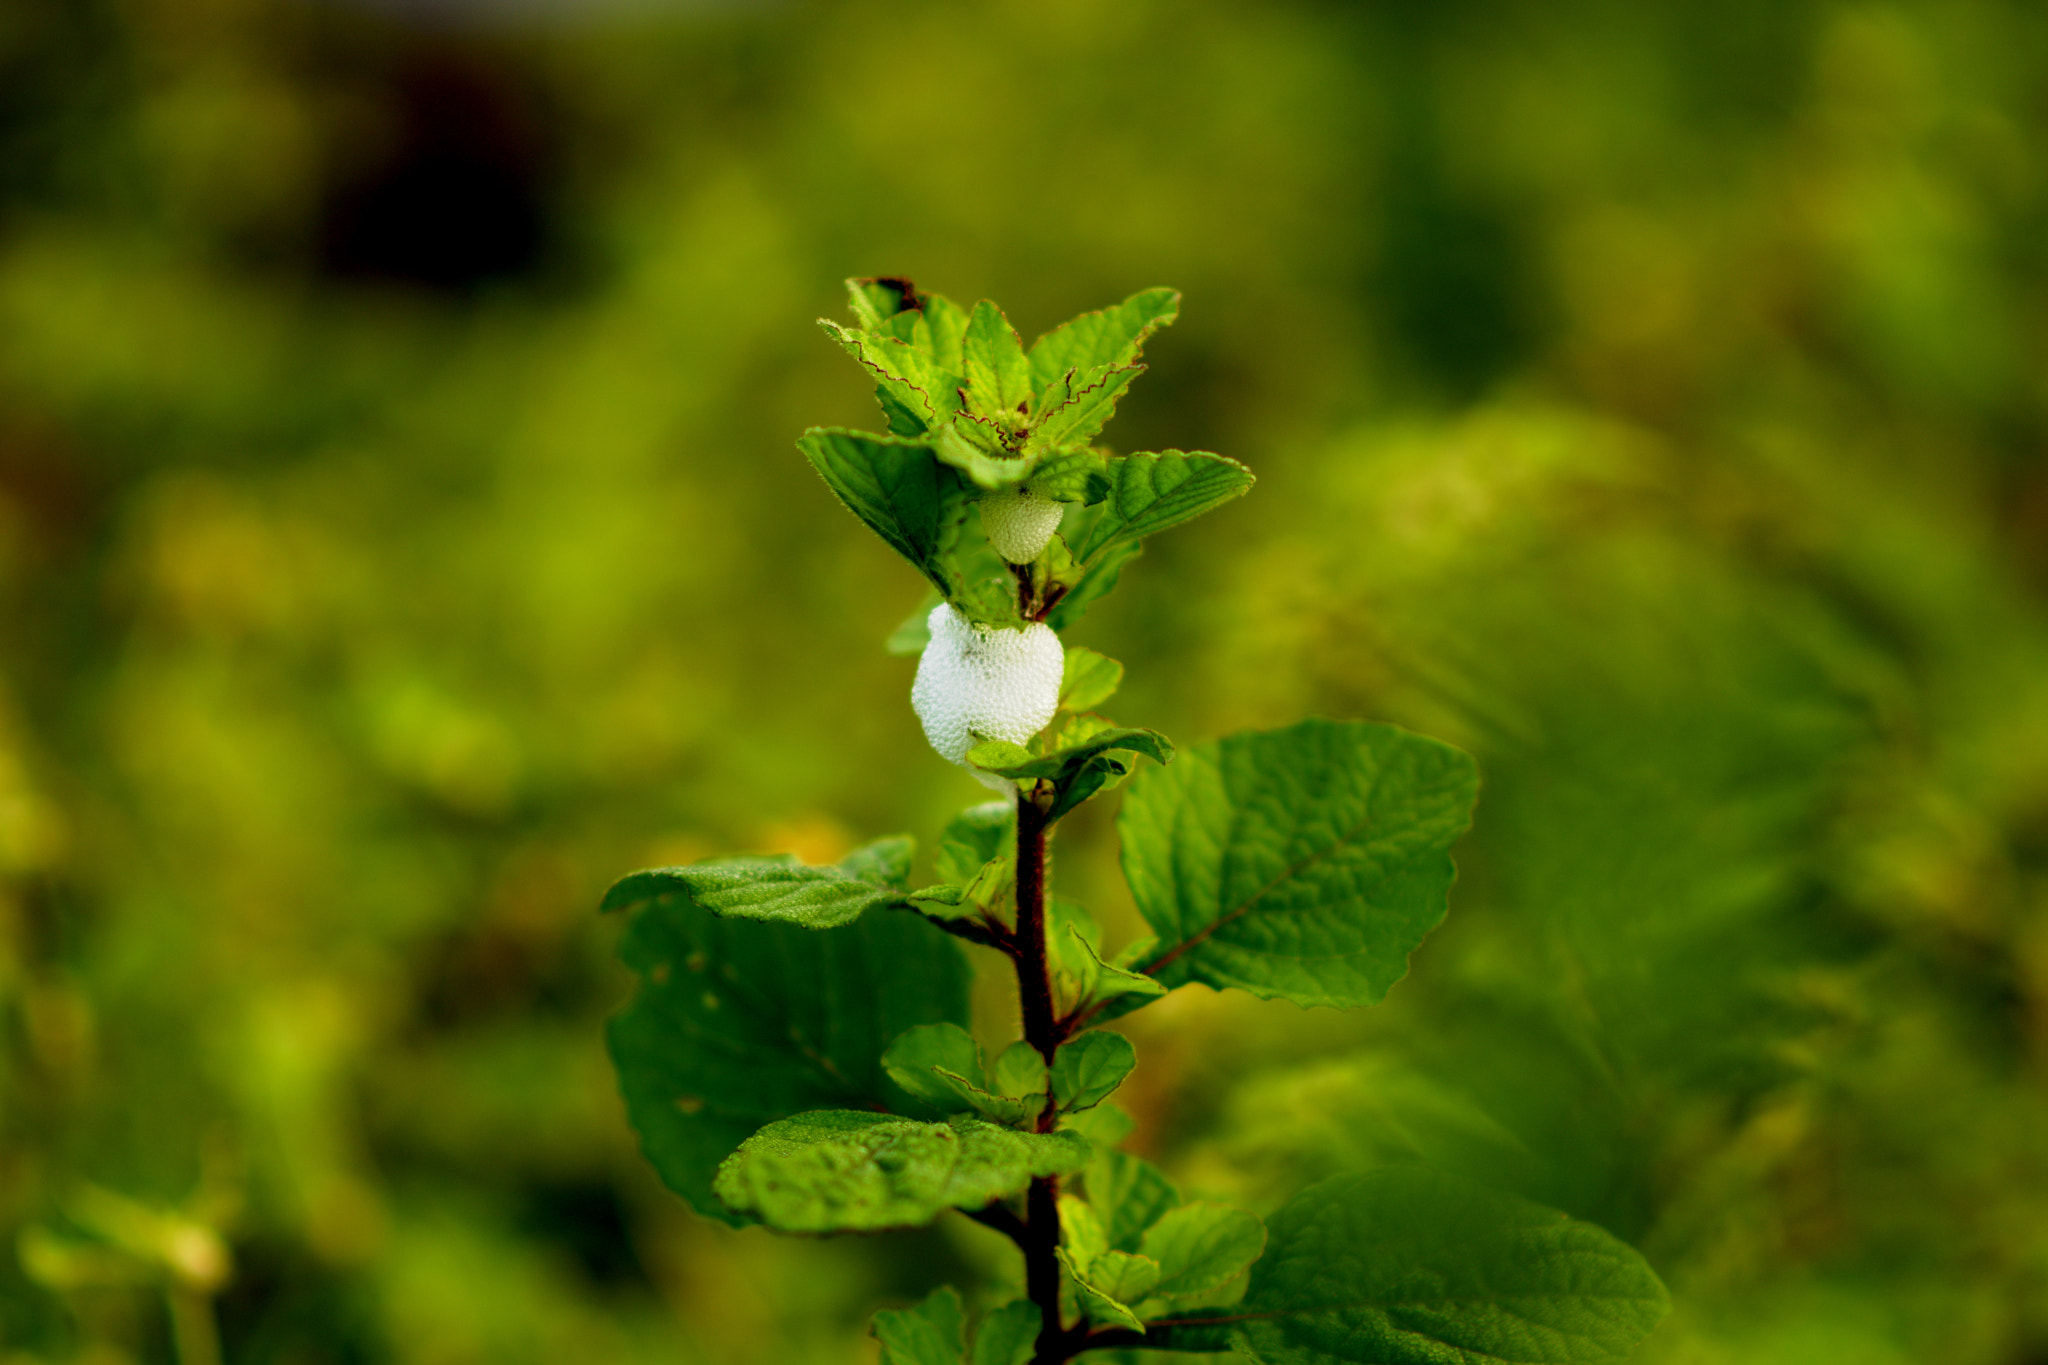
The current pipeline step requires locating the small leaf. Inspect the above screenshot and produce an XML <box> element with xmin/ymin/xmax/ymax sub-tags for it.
<box><xmin>933</xmin><ymin>1043</ymin><xmax>1047</xmax><ymax>1128</ymax></box>
<box><xmin>713</xmin><ymin>1111</ymin><xmax>1089</xmax><ymax>1233</ymax></box>
<box><xmin>1058</xmin><ymin>648</ymin><xmax>1125</xmax><ymax>712</ymax></box>
<box><xmin>839</xmin><ymin>834</ymin><xmax>915</xmax><ymax>889</ymax></box>
<box><xmin>607</xmin><ymin>892</ymin><xmax>970</xmax><ymax>1224</ymax></box>
<box><xmin>1088</xmin><ymin>1150</ymin><xmax>1180</xmax><ymax>1252</ymax></box>
<box><xmin>1030</xmin><ymin>364</ymin><xmax>1143</xmax><ymax>450</ymax></box>
<box><xmin>1061</xmin><ymin>1101</ymin><xmax>1137</xmax><ymax>1148</ymax></box>
<box><xmin>872</xmin><ymin>1285</ymin><xmax>967</xmax><ymax>1365</ymax></box>
<box><xmin>846</xmin><ymin>276</ymin><xmax>920</xmax><ymax>330</ymax></box>
<box><xmin>601</xmin><ymin>852</ymin><xmax>906</xmax><ymax>931</ymax></box>
<box><xmin>1139</xmin><ymin>1202</ymin><xmax>1266</xmax><ymax>1299</ymax></box>
<box><xmin>968</xmin><ymin>1301</ymin><xmax>1039</xmax><ymax>1365</ymax></box>
<box><xmin>820</xmin><ymin>319</ymin><xmax>968</xmax><ymax>433</ymax></box>
<box><xmin>1059</xmin><ymin>1193</ymin><xmax>1110</xmax><ymax>1268</ymax></box>
<box><xmin>1052</xmin><ymin>1031</ymin><xmax>1137</xmax><ymax>1113</ymax></box>
<box><xmin>1041</xmin><ymin>525</ymin><xmax>1142</xmax><ymax>633</ymax></box>
<box><xmin>1119</xmin><ymin>719</ymin><xmax>1479</xmax><ymax>1009</ymax></box>
<box><xmin>1202</xmin><ymin>1169</ymin><xmax>1671</xmax><ymax>1365</ymax></box>
<box><xmin>797</xmin><ymin>427</ymin><xmax>965</xmax><ymax>596</ymax></box>
<box><xmin>933</xmin><ymin>1069</ymin><xmax>1040</xmax><ymax>1128</ymax></box>
<box><xmin>937</xmin><ymin>801</ymin><xmax>1016</xmax><ymax>886</ymax></box>
<box><xmin>1068</xmin><ymin>931</ymin><xmax>1168</xmax><ymax>1023</ymax></box>
<box><xmin>887</xmin><ymin>590</ymin><xmax>943</xmax><ymax>656</ymax></box>
<box><xmin>934</xmin><ymin>422</ymin><xmax>1037</xmax><ymax>492</ymax></box>
<box><xmin>1063</xmin><ymin>450</ymin><xmax>1254</xmax><ymax>564</ymax></box>
<box><xmin>883</xmin><ymin>1023</ymin><xmax>985</xmax><ymax>1113</ymax></box>
<box><xmin>1027</xmin><ymin>287</ymin><xmax>1181</xmax><ymax>389</ymax></box>
<box><xmin>969</xmin><ymin>724</ymin><xmax>1173</xmax><ymax>823</ymax></box>
<box><xmin>1056</xmin><ymin>1248</ymin><xmax>1151</xmax><ymax>1333</ymax></box>
<box><xmin>991</xmin><ymin>1041</ymin><xmax>1050</xmax><ymax>1100</ymax></box>
<box><xmin>1023</xmin><ymin>447</ymin><xmax>1110</xmax><ymax>503</ymax></box>
<box><xmin>961</xmin><ymin>300</ymin><xmax>1035</xmax><ymax>422</ymax></box>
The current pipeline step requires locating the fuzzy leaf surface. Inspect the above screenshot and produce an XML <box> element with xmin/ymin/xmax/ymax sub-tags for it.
<box><xmin>713</xmin><ymin>1111</ymin><xmax>1088</xmax><ymax>1232</ymax></box>
<box><xmin>798</xmin><ymin>428</ymin><xmax>963</xmax><ymax>595</ymax></box>
<box><xmin>969</xmin><ymin>1301</ymin><xmax>1039</xmax><ymax>1365</ymax></box>
<box><xmin>872</xmin><ymin>1286</ymin><xmax>967</xmax><ymax>1365</ymax></box>
<box><xmin>1206</xmin><ymin>1169</ymin><xmax>1670</xmax><ymax>1365</ymax></box>
<box><xmin>601</xmin><ymin>839</ymin><xmax>914</xmax><ymax>931</ymax></box>
<box><xmin>1119</xmin><ymin>719</ymin><xmax>1478</xmax><ymax>1009</ymax></box>
<box><xmin>607</xmin><ymin>893</ymin><xmax>970</xmax><ymax>1224</ymax></box>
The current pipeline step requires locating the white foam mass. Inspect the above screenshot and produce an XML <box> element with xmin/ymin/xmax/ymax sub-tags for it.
<box><xmin>979</xmin><ymin>488</ymin><xmax>1066</xmax><ymax>563</ymax></box>
<box><xmin>911</xmin><ymin>603</ymin><xmax>1064</xmax><ymax>792</ymax></box>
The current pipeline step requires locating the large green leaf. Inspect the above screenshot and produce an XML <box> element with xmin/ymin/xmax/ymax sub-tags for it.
<box><xmin>967</xmin><ymin>1301</ymin><xmax>1039</xmax><ymax>1365</ymax></box>
<box><xmin>601</xmin><ymin>838</ymin><xmax>914</xmax><ymax>930</ymax></box>
<box><xmin>873</xmin><ymin>1286</ymin><xmax>968</xmax><ymax>1365</ymax></box>
<box><xmin>961</xmin><ymin>300</ymin><xmax>1035</xmax><ymax>422</ymax></box>
<box><xmin>1119</xmin><ymin>719</ymin><xmax>1479</xmax><ymax>1009</ymax></box>
<box><xmin>1029</xmin><ymin>364</ymin><xmax>1143</xmax><ymax>450</ymax></box>
<box><xmin>1051</xmin><ymin>1030</ymin><xmax>1137</xmax><ymax>1114</ymax></box>
<box><xmin>1027</xmin><ymin>287</ymin><xmax>1181</xmax><ymax>391</ymax></box>
<box><xmin>712</xmin><ymin>1111</ymin><xmax>1089</xmax><ymax>1232</ymax></box>
<box><xmin>606</xmin><ymin>896</ymin><xmax>970</xmax><ymax>1224</ymax></box>
<box><xmin>797</xmin><ymin>427</ymin><xmax>965</xmax><ymax>595</ymax></box>
<box><xmin>1172</xmin><ymin>1170</ymin><xmax>1670</xmax><ymax>1365</ymax></box>
<box><xmin>1140</xmin><ymin>1202</ymin><xmax>1266</xmax><ymax>1299</ymax></box>
<box><xmin>1063</xmin><ymin>451</ymin><xmax>1255</xmax><ymax>563</ymax></box>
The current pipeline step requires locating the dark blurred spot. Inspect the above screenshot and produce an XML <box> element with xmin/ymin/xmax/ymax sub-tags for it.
<box><xmin>1378</xmin><ymin>167</ymin><xmax>1541</xmax><ymax>402</ymax></box>
<box><xmin>516</xmin><ymin>1181</ymin><xmax>651</xmax><ymax>1291</ymax></box>
<box><xmin>318</xmin><ymin>49</ymin><xmax>554</xmax><ymax>292</ymax></box>
<box><xmin>215</xmin><ymin>1240</ymin><xmax>383</xmax><ymax>1365</ymax></box>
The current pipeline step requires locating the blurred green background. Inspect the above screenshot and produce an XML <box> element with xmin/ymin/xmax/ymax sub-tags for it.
<box><xmin>3</xmin><ymin>0</ymin><xmax>2046</xmax><ymax>1361</ymax></box>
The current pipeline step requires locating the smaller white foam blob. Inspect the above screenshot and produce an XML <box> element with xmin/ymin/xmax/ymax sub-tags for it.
<box><xmin>980</xmin><ymin>489</ymin><xmax>1066</xmax><ymax>564</ymax></box>
<box><xmin>911</xmin><ymin>603</ymin><xmax>1064</xmax><ymax>793</ymax></box>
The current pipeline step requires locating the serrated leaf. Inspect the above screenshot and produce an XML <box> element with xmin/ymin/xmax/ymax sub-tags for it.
<box><xmin>797</xmin><ymin>428</ymin><xmax>965</xmax><ymax>596</ymax></box>
<box><xmin>1059</xmin><ymin>648</ymin><xmax>1124</xmax><ymax>712</ymax></box>
<box><xmin>846</xmin><ymin>276</ymin><xmax>920</xmax><ymax>331</ymax></box>
<box><xmin>1089</xmin><ymin>1150</ymin><xmax>1181</xmax><ymax>1252</ymax></box>
<box><xmin>1030</xmin><ymin>364</ymin><xmax>1143</xmax><ymax>450</ymax></box>
<box><xmin>601</xmin><ymin>842</ymin><xmax>912</xmax><ymax>931</ymax></box>
<box><xmin>1064</xmin><ymin>451</ymin><xmax>1254</xmax><ymax>563</ymax></box>
<box><xmin>969</xmin><ymin>724</ymin><xmax>1173</xmax><ymax>824</ymax></box>
<box><xmin>1119</xmin><ymin>719</ymin><xmax>1479</xmax><ymax>1010</ymax></box>
<box><xmin>933</xmin><ymin>1041</ymin><xmax>1047</xmax><ymax>1128</ymax></box>
<box><xmin>1060</xmin><ymin>1193</ymin><xmax>1111</xmax><ymax>1267</ymax></box>
<box><xmin>1201</xmin><ymin>1169</ymin><xmax>1670</xmax><ymax>1365</ymax></box>
<box><xmin>607</xmin><ymin>894</ymin><xmax>970</xmax><ymax>1224</ymax></box>
<box><xmin>871</xmin><ymin>288</ymin><xmax>970</xmax><ymax>378</ymax></box>
<box><xmin>821</xmin><ymin>319</ymin><xmax>968</xmax><ymax>433</ymax></box>
<box><xmin>937</xmin><ymin>801</ymin><xmax>1015</xmax><ymax>886</ymax></box>
<box><xmin>1028</xmin><ymin>288</ymin><xmax>1181</xmax><ymax>392</ymax></box>
<box><xmin>932</xmin><ymin>1069</ymin><xmax>1040</xmax><ymax>1127</ymax></box>
<box><xmin>1140</xmin><ymin>1202</ymin><xmax>1266</xmax><ymax>1299</ymax></box>
<box><xmin>968</xmin><ymin>1301</ymin><xmax>1039</xmax><ymax>1365</ymax></box>
<box><xmin>713</xmin><ymin>1111</ymin><xmax>1090</xmax><ymax>1233</ymax></box>
<box><xmin>883</xmin><ymin>1023</ymin><xmax>985</xmax><ymax>1113</ymax></box>
<box><xmin>1057</xmin><ymin>1248</ymin><xmax>1152</xmax><ymax>1333</ymax></box>
<box><xmin>1052</xmin><ymin>1031</ymin><xmax>1136</xmax><ymax>1113</ymax></box>
<box><xmin>887</xmin><ymin>590</ymin><xmax>943</xmax><ymax>656</ymax></box>
<box><xmin>962</xmin><ymin>300</ymin><xmax>1035</xmax><ymax>423</ymax></box>
<box><xmin>1049</xmin><ymin>902</ymin><xmax>1105</xmax><ymax>1014</ymax></box>
<box><xmin>872</xmin><ymin>1285</ymin><xmax>967</xmax><ymax>1365</ymax></box>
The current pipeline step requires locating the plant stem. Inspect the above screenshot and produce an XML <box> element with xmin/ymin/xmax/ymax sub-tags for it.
<box><xmin>1013</xmin><ymin>789</ymin><xmax>1069</xmax><ymax>1363</ymax></box>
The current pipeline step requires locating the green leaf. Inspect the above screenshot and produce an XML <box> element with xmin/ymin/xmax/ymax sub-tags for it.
<box><xmin>1052</xmin><ymin>1031</ymin><xmax>1136</xmax><ymax>1113</ymax></box>
<box><xmin>821</xmin><ymin>319</ymin><xmax>968</xmax><ymax>432</ymax></box>
<box><xmin>1041</xmin><ymin>526</ymin><xmax>1143</xmax><ymax>633</ymax></box>
<box><xmin>991</xmin><ymin>1040</ymin><xmax>1050</xmax><ymax>1099</ymax></box>
<box><xmin>1119</xmin><ymin>719</ymin><xmax>1479</xmax><ymax>1009</ymax></box>
<box><xmin>1088</xmin><ymin>1150</ymin><xmax>1180</xmax><ymax>1252</ymax></box>
<box><xmin>1058</xmin><ymin>648</ymin><xmax>1124</xmax><ymax>712</ymax></box>
<box><xmin>1061</xmin><ymin>1101</ymin><xmax>1137</xmax><ymax>1148</ymax></box>
<box><xmin>840</xmin><ymin>834</ymin><xmax>915</xmax><ymax>889</ymax></box>
<box><xmin>1208</xmin><ymin>1169</ymin><xmax>1670</xmax><ymax>1365</ymax></box>
<box><xmin>1030</xmin><ymin>364</ymin><xmax>1143</xmax><ymax>450</ymax></box>
<box><xmin>934</xmin><ymin>1041</ymin><xmax>1049</xmax><ymax>1127</ymax></box>
<box><xmin>968</xmin><ymin>1301</ymin><xmax>1039</xmax><ymax>1365</ymax></box>
<box><xmin>797</xmin><ymin>428</ymin><xmax>965</xmax><ymax>596</ymax></box>
<box><xmin>712</xmin><ymin>1111</ymin><xmax>1089</xmax><ymax>1232</ymax></box>
<box><xmin>934</xmin><ymin>422</ymin><xmax>1037</xmax><ymax>492</ymax></box>
<box><xmin>1069</xmin><ymin>931</ymin><xmax>1169</xmax><ymax>1023</ymax></box>
<box><xmin>882</xmin><ymin>1022</ymin><xmax>985</xmax><ymax>1113</ymax></box>
<box><xmin>1023</xmin><ymin>447</ymin><xmax>1110</xmax><ymax>504</ymax></box>
<box><xmin>607</xmin><ymin>893</ymin><xmax>970</xmax><ymax>1224</ymax></box>
<box><xmin>937</xmin><ymin>800</ymin><xmax>1015</xmax><ymax>886</ymax></box>
<box><xmin>968</xmin><ymin>725</ymin><xmax>1172</xmax><ymax>822</ymax></box>
<box><xmin>1060</xmin><ymin>1193</ymin><xmax>1111</xmax><ymax>1267</ymax></box>
<box><xmin>601</xmin><ymin>843</ymin><xmax>912</xmax><ymax>931</ymax></box>
<box><xmin>868</xmin><ymin>286</ymin><xmax>970</xmax><ymax>377</ymax></box>
<box><xmin>887</xmin><ymin>590</ymin><xmax>943</xmax><ymax>656</ymax></box>
<box><xmin>961</xmin><ymin>300</ymin><xmax>1035</xmax><ymax>423</ymax></box>
<box><xmin>846</xmin><ymin>276</ymin><xmax>922</xmax><ymax>330</ymax></box>
<box><xmin>1064</xmin><ymin>451</ymin><xmax>1254</xmax><ymax>563</ymax></box>
<box><xmin>1140</xmin><ymin>1202</ymin><xmax>1266</xmax><ymax>1299</ymax></box>
<box><xmin>1027</xmin><ymin>288</ymin><xmax>1181</xmax><ymax>391</ymax></box>
<box><xmin>1056</xmin><ymin>1248</ymin><xmax>1152</xmax><ymax>1333</ymax></box>
<box><xmin>872</xmin><ymin>1285</ymin><xmax>967</xmax><ymax>1365</ymax></box>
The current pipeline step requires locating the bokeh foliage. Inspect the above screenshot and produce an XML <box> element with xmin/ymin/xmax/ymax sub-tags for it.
<box><xmin>2</xmin><ymin>0</ymin><xmax>2045</xmax><ymax>1362</ymax></box>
